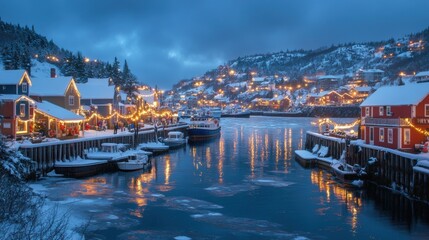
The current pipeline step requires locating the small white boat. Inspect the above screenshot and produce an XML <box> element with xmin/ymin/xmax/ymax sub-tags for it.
<box><xmin>138</xmin><ymin>141</ymin><xmax>169</xmax><ymax>154</ymax></box>
<box><xmin>54</xmin><ymin>158</ymin><xmax>108</xmax><ymax>178</ymax></box>
<box><xmin>117</xmin><ymin>152</ymin><xmax>150</xmax><ymax>171</ymax></box>
<box><xmin>162</xmin><ymin>131</ymin><xmax>187</xmax><ymax>148</ymax></box>
<box><xmin>331</xmin><ymin>151</ymin><xmax>366</xmax><ymax>186</ymax></box>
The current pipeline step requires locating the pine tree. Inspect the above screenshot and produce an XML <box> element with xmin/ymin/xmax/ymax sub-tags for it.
<box><xmin>121</xmin><ymin>60</ymin><xmax>138</xmax><ymax>99</ymax></box>
<box><xmin>110</xmin><ymin>57</ymin><xmax>122</xmax><ymax>86</ymax></box>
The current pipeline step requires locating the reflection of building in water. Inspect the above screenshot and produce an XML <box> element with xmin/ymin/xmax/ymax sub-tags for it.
<box><xmin>164</xmin><ymin>155</ymin><xmax>171</xmax><ymax>185</ymax></box>
<box><xmin>128</xmin><ymin>170</ymin><xmax>156</xmax><ymax>218</ymax></box>
<box><xmin>310</xmin><ymin>170</ymin><xmax>363</xmax><ymax>232</ymax></box>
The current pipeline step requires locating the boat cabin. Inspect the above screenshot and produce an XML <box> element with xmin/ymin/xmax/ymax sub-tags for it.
<box><xmin>100</xmin><ymin>143</ymin><xmax>120</xmax><ymax>153</ymax></box>
<box><xmin>167</xmin><ymin>131</ymin><xmax>184</xmax><ymax>139</ymax></box>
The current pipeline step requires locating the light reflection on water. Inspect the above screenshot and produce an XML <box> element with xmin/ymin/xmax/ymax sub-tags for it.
<box><xmin>36</xmin><ymin>117</ymin><xmax>429</xmax><ymax>239</ymax></box>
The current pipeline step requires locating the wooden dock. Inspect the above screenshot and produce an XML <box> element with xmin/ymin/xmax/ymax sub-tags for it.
<box><xmin>18</xmin><ymin>123</ymin><xmax>188</xmax><ymax>176</ymax></box>
<box><xmin>299</xmin><ymin>131</ymin><xmax>429</xmax><ymax>201</ymax></box>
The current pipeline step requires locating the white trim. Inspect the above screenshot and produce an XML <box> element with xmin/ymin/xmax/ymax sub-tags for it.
<box><xmin>379</xmin><ymin>106</ymin><xmax>384</xmax><ymax>116</ymax></box>
<box><xmin>370</xmin><ymin>127</ymin><xmax>374</xmax><ymax>145</ymax></box>
<box><xmin>388</xmin><ymin>128</ymin><xmax>393</xmax><ymax>144</ymax></box>
<box><xmin>425</xmin><ymin>104</ymin><xmax>429</xmax><ymax>117</ymax></box>
<box><xmin>379</xmin><ymin>128</ymin><xmax>384</xmax><ymax>142</ymax></box>
<box><xmin>386</xmin><ymin>106</ymin><xmax>392</xmax><ymax>116</ymax></box>
<box><xmin>404</xmin><ymin>128</ymin><xmax>410</xmax><ymax>145</ymax></box>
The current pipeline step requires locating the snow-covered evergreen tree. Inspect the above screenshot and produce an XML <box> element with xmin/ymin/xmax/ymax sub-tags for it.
<box><xmin>0</xmin><ymin>136</ymin><xmax>34</xmax><ymax>181</ymax></box>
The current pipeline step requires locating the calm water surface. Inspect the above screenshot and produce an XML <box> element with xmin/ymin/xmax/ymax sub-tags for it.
<box><xmin>37</xmin><ymin>117</ymin><xmax>429</xmax><ymax>239</ymax></box>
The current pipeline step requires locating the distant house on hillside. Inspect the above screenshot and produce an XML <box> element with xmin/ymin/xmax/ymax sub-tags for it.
<box><xmin>316</xmin><ymin>75</ymin><xmax>342</xmax><ymax>91</ymax></box>
<box><xmin>414</xmin><ymin>71</ymin><xmax>429</xmax><ymax>83</ymax></box>
<box><xmin>354</xmin><ymin>69</ymin><xmax>384</xmax><ymax>86</ymax></box>
<box><xmin>0</xmin><ymin>69</ymin><xmax>32</xmax><ymax>96</ymax></box>
<box><xmin>360</xmin><ymin>83</ymin><xmax>429</xmax><ymax>151</ymax></box>
<box><xmin>30</xmin><ymin>76</ymin><xmax>81</xmax><ymax>113</ymax></box>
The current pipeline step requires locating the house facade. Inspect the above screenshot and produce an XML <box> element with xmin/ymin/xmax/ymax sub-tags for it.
<box><xmin>30</xmin><ymin>76</ymin><xmax>81</xmax><ymax>113</ymax></box>
<box><xmin>360</xmin><ymin>83</ymin><xmax>429</xmax><ymax>151</ymax></box>
<box><xmin>0</xmin><ymin>95</ymin><xmax>35</xmax><ymax>139</ymax></box>
<box><xmin>0</xmin><ymin>70</ymin><xmax>32</xmax><ymax>96</ymax></box>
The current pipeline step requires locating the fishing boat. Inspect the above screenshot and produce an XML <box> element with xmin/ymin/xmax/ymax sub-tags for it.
<box><xmin>162</xmin><ymin>131</ymin><xmax>187</xmax><ymax>148</ymax></box>
<box><xmin>117</xmin><ymin>152</ymin><xmax>150</xmax><ymax>171</ymax></box>
<box><xmin>54</xmin><ymin>158</ymin><xmax>108</xmax><ymax>178</ymax></box>
<box><xmin>331</xmin><ymin>150</ymin><xmax>366</xmax><ymax>186</ymax></box>
<box><xmin>187</xmin><ymin>116</ymin><xmax>221</xmax><ymax>141</ymax></box>
<box><xmin>221</xmin><ymin>107</ymin><xmax>250</xmax><ymax>118</ymax></box>
<box><xmin>138</xmin><ymin>141</ymin><xmax>169</xmax><ymax>154</ymax></box>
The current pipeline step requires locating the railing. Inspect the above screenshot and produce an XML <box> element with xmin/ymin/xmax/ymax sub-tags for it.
<box><xmin>362</xmin><ymin>117</ymin><xmax>408</xmax><ymax>126</ymax></box>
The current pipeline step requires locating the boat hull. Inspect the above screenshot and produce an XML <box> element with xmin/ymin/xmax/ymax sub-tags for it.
<box><xmin>221</xmin><ymin>112</ymin><xmax>250</xmax><ymax>118</ymax></box>
<box><xmin>188</xmin><ymin>127</ymin><xmax>221</xmax><ymax>141</ymax></box>
<box><xmin>54</xmin><ymin>160</ymin><xmax>107</xmax><ymax>178</ymax></box>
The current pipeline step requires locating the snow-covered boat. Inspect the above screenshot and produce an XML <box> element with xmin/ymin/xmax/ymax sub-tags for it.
<box><xmin>54</xmin><ymin>158</ymin><xmax>107</xmax><ymax>178</ymax></box>
<box><xmin>85</xmin><ymin>143</ymin><xmax>134</xmax><ymax>162</ymax></box>
<box><xmin>162</xmin><ymin>131</ymin><xmax>187</xmax><ymax>148</ymax></box>
<box><xmin>117</xmin><ymin>152</ymin><xmax>150</xmax><ymax>171</ymax></box>
<box><xmin>187</xmin><ymin>116</ymin><xmax>221</xmax><ymax>141</ymax></box>
<box><xmin>331</xmin><ymin>151</ymin><xmax>366</xmax><ymax>186</ymax></box>
<box><xmin>221</xmin><ymin>107</ymin><xmax>250</xmax><ymax>118</ymax></box>
<box><xmin>138</xmin><ymin>141</ymin><xmax>169</xmax><ymax>154</ymax></box>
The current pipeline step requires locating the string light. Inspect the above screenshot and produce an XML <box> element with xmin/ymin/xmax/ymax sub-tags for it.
<box><xmin>405</xmin><ymin>118</ymin><xmax>429</xmax><ymax>136</ymax></box>
<box><xmin>312</xmin><ymin>118</ymin><xmax>361</xmax><ymax>130</ymax></box>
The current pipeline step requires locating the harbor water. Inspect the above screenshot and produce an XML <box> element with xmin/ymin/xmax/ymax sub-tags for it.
<box><xmin>33</xmin><ymin>116</ymin><xmax>429</xmax><ymax>239</ymax></box>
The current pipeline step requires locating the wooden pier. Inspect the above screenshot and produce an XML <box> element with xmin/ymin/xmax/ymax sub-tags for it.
<box><xmin>18</xmin><ymin>123</ymin><xmax>188</xmax><ymax>176</ymax></box>
<box><xmin>301</xmin><ymin>131</ymin><xmax>429</xmax><ymax>201</ymax></box>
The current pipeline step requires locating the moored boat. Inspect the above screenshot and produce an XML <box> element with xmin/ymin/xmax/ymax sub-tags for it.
<box><xmin>54</xmin><ymin>158</ymin><xmax>108</xmax><ymax>178</ymax></box>
<box><xmin>138</xmin><ymin>141</ymin><xmax>169</xmax><ymax>154</ymax></box>
<box><xmin>85</xmin><ymin>143</ymin><xmax>134</xmax><ymax>162</ymax></box>
<box><xmin>117</xmin><ymin>152</ymin><xmax>150</xmax><ymax>171</ymax></box>
<box><xmin>221</xmin><ymin>107</ymin><xmax>250</xmax><ymax>118</ymax></box>
<box><xmin>187</xmin><ymin>116</ymin><xmax>221</xmax><ymax>141</ymax></box>
<box><xmin>331</xmin><ymin>151</ymin><xmax>366</xmax><ymax>186</ymax></box>
<box><xmin>162</xmin><ymin>131</ymin><xmax>187</xmax><ymax>148</ymax></box>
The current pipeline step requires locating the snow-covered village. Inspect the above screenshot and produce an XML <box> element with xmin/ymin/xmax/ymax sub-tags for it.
<box><xmin>2</xmin><ymin>1</ymin><xmax>429</xmax><ymax>239</ymax></box>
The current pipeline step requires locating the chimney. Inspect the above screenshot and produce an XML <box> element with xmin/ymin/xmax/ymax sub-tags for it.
<box><xmin>50</xmin><ymin>68</ymin><xmax>56</xmax><ymax>78</ymax></box>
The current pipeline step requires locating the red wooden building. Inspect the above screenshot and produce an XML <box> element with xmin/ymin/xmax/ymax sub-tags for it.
<box><xmin>360</xmin><ymin>83</ymin><xmax>429</xmax><ymax>151</ymax></box>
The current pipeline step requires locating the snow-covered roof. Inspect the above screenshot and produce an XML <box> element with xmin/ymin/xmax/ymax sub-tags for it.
<box><xmin>415</xmin><ymin>71</ymin><xmax>429</xmax><ymax>77</ymax></box>
<box><xmin>77</xmin><ymin>78</ymin><xmax>114</xmax><ymax>100</ymax></box>
<box><xmin>0</xmin><ymin>69</ymin><xmax>31</xmax><ymax>85</ymax></box>
<box><xmin>354</xmin><ymin>86</ymin><xmax>372</xmax><ymax>92</ymax></box>
<box><xmin>271</xmin><ymin>95</ymin><xmax>289</xmax><ymax>101</ymax></box>
<box><xmin>317</xmin><ymin>75</ymin><xmax>342</xmax><ymax>80</ymax></box>
<box><xmin>360</xmin><ymin>83</ymin><xmax>429</xmax><ymax>107</ymax></box>
<box><xmin>359</xmin><ymin>69</ymin><xmax>384</xmax><ymax>73</ymax></box>
<box><xmin>252</xmin><ymin>77</ymin><xmax>265</xmax><ymax>82</ymax></box>
<box><xmin>0</xmin><ymin>94</ymin><xmax>35</xmax><ymax>103</ymax></box>
<box><xmin>35</xmin><ymin>101</ymin><xmax>84</xmax><ymax>121</ymax></box>
<box><xmin>31</xmin><ymin>76</ymin><xmax>76</xmax><ymax>96</ymax></box>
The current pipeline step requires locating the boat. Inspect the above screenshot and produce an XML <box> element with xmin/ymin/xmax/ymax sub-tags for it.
<box><xmin>331</xmin><ymin>151</ymin><xmax>366</xmax><ymax>186</ymax></box>
<box><xmin>54</xmin><ymin>158</ymin><xmax>108</xmax><ymax>178</ymax></box>
<box><xmin>138</xmin><ymin>141</ymin><xmax>170</xmax><ymax>154</ymax></box>
<box><xmin>117</xmin><ymin>152</ymin><xmax>150</xmax><ymax>171</ymax></box>
<box><xmin>85</xmin><ymin>143</ymin><xmax>135</xmax><ymax>162</ymax></box>
<box><xmin>162</xmin><ymin>131</ymin><xmax>187</xmax><ymax>148</ymax></box>
<box><xmin>187</xmin><ymin>116</ymin><xmax>221</xmax><ymax>141</ymax></box>
<box><xmin>221</xmin><ymin>107</ymin><xmax>250</xmax><ymax>118</ymax></box>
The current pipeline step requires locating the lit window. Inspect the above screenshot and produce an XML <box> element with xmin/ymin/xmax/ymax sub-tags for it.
<box><xmin>20</xmin><ymin>103</ymin><xmax>25</xmax><ymax>117</ymax></box>
<box><xmin>365</xmin><ymin>107</ymin><xmax>370</xmax><ymax>117</ymax></box>
<box><xmin>69</xmin><ymin>95</ymin><xmax>74</xmax><ymax>106</ymax></box>
<box><xmin>379</xmin><ymin>128</ymin><xmax>384</xmax><ymax>142</ymax></box>
<box><xmin>404</xmin><ymin>128</ymin><xmax>410</xmax><ymax>145</ymax></box>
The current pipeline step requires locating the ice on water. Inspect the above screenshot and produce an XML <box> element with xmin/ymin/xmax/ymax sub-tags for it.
<box><xmin>204</xmin><ymin>183</ymin><xmax>258</xmax><ymax>197</ymax></box>
<box><xmin>248</xmin><ymin>176</ymin><xmax>295</xmax><ymax>187</ymax></box>
<box><xmin>165</xmin><ymin>196</ymin><xmax>223</xmax><ymax>212</ymax></box>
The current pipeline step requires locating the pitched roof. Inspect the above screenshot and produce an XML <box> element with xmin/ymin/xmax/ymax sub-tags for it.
<box><xmin>77</xmin><ymin>78</ymin><xmax>114</xmax><ymax>100</ymax></box>
<box><xmin>360</xmin><ymin>83</ymin><xmax>429</xmax><ymax>107</ymax></box>
<box><xmin>35</xmin><ymin>101</ymin><xmax>84</xmax><ymax>121</ymax></box>
<box><xmin>0</xmin><ymin>69</ymin><xmax>31</xmax><ymax>85</ymax></box>
<box><xmin>31</xmin><ymin>76</ymin><xmax>76</xmax><ymax>96</ymax></box>
<box><xmin>415</xmin><ymin>71</ymin><xmax>429</xmax><ymax>77</ymax></box>
<box><xmin>0</xmin><ymin>94</ymin><xmax>35</xmax><ymax>103</ymax></box>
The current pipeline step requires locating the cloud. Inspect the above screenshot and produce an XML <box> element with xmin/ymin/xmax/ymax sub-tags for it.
<box><xmin>1</xmin><ymin>0</ymin><xmax>429</xmax><ymax>89</ymax></box>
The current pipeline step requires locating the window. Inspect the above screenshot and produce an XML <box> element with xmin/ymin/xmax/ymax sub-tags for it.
<box><xmin>379</xmin><ymin>128</ymin><xmax>384</xmax><ymax>142</ymax></box>
<box><xmin>69</xmin><ymin>95</ymin><xmax>75</xmax><ymax>106</ymax></box>
<box><xmin>388</xmin><ymin>128</ymin><xmax>393</xmax><ymax>144</ymax></box>
<box><xmin>365</xmin><ymin>107</ymin><xmax>370</xmax><ymax>117</ymax></box>
<box><xmin>19</xmin><ymin>103</ymin><xmax>25</xmax><ymax>117</ymax></box>
<box><xmin>404</xmin><ymin>128</ymin><xmax>410</xmax><ymax>145</ymax></box>
<box><xmin>379</xmin><ymin>106</ymin><xmax>384</xmax><ymax>116</ymax></box>
<box><xmin>425</xmin><ymin>104</ymin><xmax>429</xmax><ymax>117</ymax></box>
<box><xmin>22</xmin><ymin>82</ymin><xmax>27</xmax><ymax>93</ymax></box>
<box><xmin>386</xmin><ymin>106</ymin><xmax>392</xmax><ymax>116</ymax></box>
<box><xmin>370</xmin><ymin>127</ymin><xmax>374</xmax><ymax>142</ymax></box>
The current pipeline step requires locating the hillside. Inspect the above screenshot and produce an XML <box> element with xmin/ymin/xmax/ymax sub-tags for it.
<box><xmin>168</xmin><ymin>26</ymin><xmax>429</xmax><ymax>109</ymax></box>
